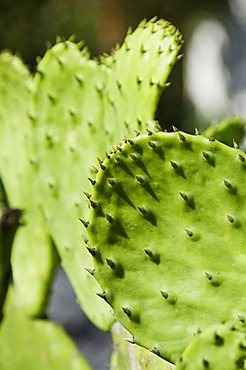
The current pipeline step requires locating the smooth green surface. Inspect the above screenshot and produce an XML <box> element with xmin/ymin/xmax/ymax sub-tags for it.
<box><xmin>111</xmin><ymin>322</ymin><xmax>175</xmax><ymax>370</ymax></box>
<box><xmin>176</xmin><ymin>322</ymin><xmax>246</xmax><ymax>370</ymax></box>
<box><xmin>203</xmin><ymin>116</ymin><xmax>245</xmax><ymax>147</ymax></box>
<box><xmin>0</xmin><ymin>311</ymin><xmax>92</xmax><ymax>370</ymax></box>
<box><xmin>88</xmin><ymin>131</ymin><xmax>246</xmax><ymax>363</ymax></box>
<box><xmin>0</xmin><ymin>52</ymin><xmax>57</xmax><ymax>317</ymax></box>
<box><xmin>30</xmin><ymin>18</ymin><xmax>182</xmax><ymax>330</ymax></box>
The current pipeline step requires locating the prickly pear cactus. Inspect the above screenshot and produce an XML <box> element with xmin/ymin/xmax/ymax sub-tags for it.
<box><xmin>176</xmin><ymin>321</ymin><xmax>246</xmax><ymax>370</ymax></box>
<box><xmin>101</xmin><ymin>18</ymin><xmax>183</xmax><ymax>140</ymax></box>
<box><xmin>30</xmin><ymin>19</ymin><xmax>182</xmax><ymax>329</ymax></box>
<box><xmin>111</xmin><ymin>322</ymin><xmax>175</xmax><ymax>370</ymax></box>
<box><xmin>87</xmin><ymin>130</ymin><xmax>246</xmax><ymax>363</ymax></box>
<box><xmin>203</xmin><ymin>116</ymin><xmax>245</xmax><ymax>147</ymax></box>
<box><xmin>0</xmin><ymin>52</ymin><xmax>58</xmax><ymax>316</ymax></box>
<box><xmin>0</xmin><ymin>297</ymin><xmax>92</xmax><ymax>370</ymax></box>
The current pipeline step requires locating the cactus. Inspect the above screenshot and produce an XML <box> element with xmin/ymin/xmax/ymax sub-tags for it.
<box><xmin>101</xmin><ymin>18</ymin><xmax>183</xmax><ymax>139</ymax></box>
<box><xmin>0</xmin><ymin>291</ymin><xmax>92</xmax><ymax>370</ymax></box>
<box><xmin>203</xmin><ymin>116</ymin><xmax>245</xmax><ymax>147</ymax></box>
<box><xmin>176</xmin><ymin>321</ymin><xmax>246</xmax><ymax>370</ymax></box>
<box><xmin>87</xmin><ymin>130</ymin><xmax>246</xmax><ymax>364</ymax></box>
<box><xmin>29</xmin><ymin>18</ymin><xmax>182</xmax><ymax>329</ymax></box>
<box><xmin>0</xmin><ymin>52</ymin><xmax>58</xmax><ymax>317</ymax></box>
<box><xmin>110</xmin><ymin>322</ymin><xmax>175</xmax><ymax>370</ymax></box>
<box><xmin>0</xmin><ymin>180</ymin><xmax>21</xmax><ymax>320</ymax></box>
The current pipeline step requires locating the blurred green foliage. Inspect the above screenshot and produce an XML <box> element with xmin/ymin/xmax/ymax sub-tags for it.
<box><xmin>0</xmin><ymin>0</ymin><xmax>231</xmax><ymax>130</ymax></box>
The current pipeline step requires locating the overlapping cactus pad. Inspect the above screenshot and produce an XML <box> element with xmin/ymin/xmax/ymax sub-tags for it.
<box><xmin>0</xmin><ymin>52</ymin><xmax>57</xmax><ymax>317</ymax></box>
<box><xmin>29</xmin><ymin>18</ymin><xmax>182</xmax><ymax>329</ymax></box>
<box><xmin>0</xmin><ymin>311</ymin><xmax>92</xmax><ymax>370</ymax></box>
<box><xmin>176</xmin><ymin>321</ymin><xmax>246</xmax><ymax>370</ymax></box>
<box><xmin>87</xmin><ymin>130</ymin><xmax>246</xmax><ymax>363</ymax></box>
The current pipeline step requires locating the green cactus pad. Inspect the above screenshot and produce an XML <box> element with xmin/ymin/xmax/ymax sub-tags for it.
<box><xmin>176</xmin><ymin>321</ymin><xmax>246</xmax><ymax>370</ymax></box>
<box><xmin>111</xmin><ymin>322</ymin><xmax>175</xmax><ymax>370</ymax></box>
<box><xmin>0</xmin><ymin>52</ymin><xmax>58</xmax><ymax>316</ymax></box>
<box><xmin>203</xmin><ymin>116</ymin><xmax>245</xmax><ymax>147</ymax></box>
<box><xmin>30</xmin><ymin>41</ymin><xmax>113</xmax><ymax>329</ymax></box>
<box><xmin>0</xmin><ymin>311</ymin><xmax>92</xmax><ymax>370</ymax></box>
<box><xmin>87</xmin><ymin>131</ymin><xmax>246</xmax><ymax>363</ymax></box>
<box><xmin>102</xmin><ymin>17</ymin><xmax>183</xmax><ymax>140</ymax></box>
<box><xmin>30</xmin><ymin>19</ymin><xmax>182</xmax><ymax>329</ymax></box>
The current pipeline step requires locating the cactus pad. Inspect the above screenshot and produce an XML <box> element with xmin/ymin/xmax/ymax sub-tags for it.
<box><xmin>0</xmin><ymin>52</ymin><xmax>58</xmax><ymax>316</ymax></box>
<box><xmin>176</xmin><ymin>321</ymin><xmax>246</xmax><ymax>370</ymax></box>
<box><xmin>30</xmin><ymin>19</ymin><xmax>182</xmax><ymax>329</ymax></box>
<box><xmin>203</xmin><ymin>116</ymin><xmax>245</xmax><ymax>147</ymax></box>
<box><xmin>87</xmin><ymin>131</ymin><xmax>246</xmax><ymax>363</ymax></box>
<box><xmin>0</xmin><ymin>310</ymin><xmax>92</xmax><ymax>370</ymax></box>
<box><xmin>111</xmin><ymin>322</ymin><xmax>175</xmax><ymax>370</ymax></box>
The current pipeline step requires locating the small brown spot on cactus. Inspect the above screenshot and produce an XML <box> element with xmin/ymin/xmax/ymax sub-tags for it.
<box><xmin>130</xmin><ymin>153</ymin><xmax>138</xmax><ymax>161</ymax></box>
<box><xmin>237</xmin><ymin>314</ymin><xmax>245</xmax><ymax>323</ymax></box>
<box><xmin>144</xmin><ymin>248</ymin><xmax>160</xmax><ymax>264</ymax></box>
<box><xmin>237</xmin><ymin>153</ymin><xmax>245</xmax><ymax>162</ymax></box>
<box><xmin>214</xmin><ymin>332</ymin><xmax>224</xmax><ymax>346</ymax></box>
<box><xmin>137</xmin><ymin>206</ymin><xmax>146</xmax><ymax>215</ymax></box>
<box><xmin>141</xmin><ymin>43</ymin><xmax>148</xmax><ymax>53</ymax></box>
<box><xmin>82</xmin><ymin>235</ymin><xmax>89</xmax><ymax>244</ymax></box>
<box><xmin>75</xmin><ymin>73</ymin><xmax>83</xmax><ymax>85</ymax></box>
<box><xmin>105</xmin><ymin>214</ymin><xmax>114</xmax><ymax>223</ymax></box>
<box><xmin>160</xmin><ymin>290</ymin><xmax>177</xmax><ymax>304</ymax></box>
<box><xmin>89</xmin><ymin>200</ymin><xmax>98</xmax><ymax>209</ymax></box>
<box><xmin>116</xmin><ymin>80</ymin><xmax>122</xmax><ymax>90</ymax></box>
<box><xmin>97</xmin><ymin>291</ymin><xmax>108</xmax><ymax>303</ymax></box>
<box><xmin>48</xmin><ymin>92</ymin><xmax>57</xmax><ymax>103</ymax></box>
<box><xmin>122</xmin><ymin>306</ymin><xmax>131</xmax><ymax>317</ymax></box>
<box><xmin>179</xmin><ymin>191</ymin><xmax>188</xmax><ymax>202</ymax></box>
<box><xmin>83</xmin><ymin>191</ymin><xmax>91</xmax><ymax>200</ymax></box>
<box><xmin>88</xmin><ymin>177</ymin><xmax>96</xmax><ymax>186</ymax></box>
<box><xmin>170</xmin><ymin>160</ymin><xmax>179</xmax><ymax>169</ymax></box>
<box><xmin>202</xmin><ymin>151</ymin><xmax>215</xmax><ymax>167</ymax></box>
<box><xmin>84</xmin><ymin>268</ymin><xmax>95</xmax><ymax>276</ymax></box>
<box><xmin>136</xmin><ymin>75</ymin><xmax>142</xmax><ymax>84</ymax></box>
<box><xmin>86</xmin><ymin>246</ymin><xmax>97</xmax><ymax>256</ymax></box>
<box><xmin>148</xmin><ymin>141</ymin><xmax>156</xmax><ymax>149</ymax></box>
<box><xmin>178</xmin><ymin>132</ymin><xmax>186</xmax><ymax>141</ymax></box>
<box><xmin>79</xmin><ymin>218</ymin><xmax>89</xmax><ymax>228</ymax></box>
<box><xmin>90</xmin><ymin>166</ymin><xmax>98</xmax><ymax>174</ymax></box>
<box><xmin>136</xmin><ymin>175</ymin><xmax>145</xmax><ymax>184</ymax></box>
<box><xmin>223</xmin><ymin>179</ymin><xmax>232</xmax><ymax>189</ymax></box>
<box><xmin>203</xmin><ymin>358</ymin><xmax>209</xmax><ymax>368</ymax></box>
<box><xmin>205</xmin><ymin>272</ymin><xmax>212</xmax><ymax>281</ymax></box>
<box><xmin>97</xmin><ymin>157</ymin><xmax>106</xmax><ymax>170</ymax></box>
<box><xmin>227</xmin><ymin>214</ymin><xmax>234</xmax><ymax>223</ymax></box>
<box><xmin>106</xmin><ymin>258</ymin><xmax>116</xmax><ymax>269</ymax></box>
<box><xmin>185</xmin><ymin>228</ymin><xmax>193</xmax><ymax>237</ymax></box>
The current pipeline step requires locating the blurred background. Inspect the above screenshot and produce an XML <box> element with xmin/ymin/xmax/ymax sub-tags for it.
<box><xmin>1</xmin><ymin>1</ymin><xmax>246</xmax><ymax>369</ymax></box>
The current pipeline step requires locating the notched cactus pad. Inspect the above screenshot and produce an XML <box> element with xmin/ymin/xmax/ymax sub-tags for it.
<box><xmin>87</xmin><ymin>131</ymin><xmax>246</xmax><ymax>363</ymax></box>
<box><xmin>176</xmin><ymin>321</ymin><xmax>246</xmax><ymax>370</ymax></box>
